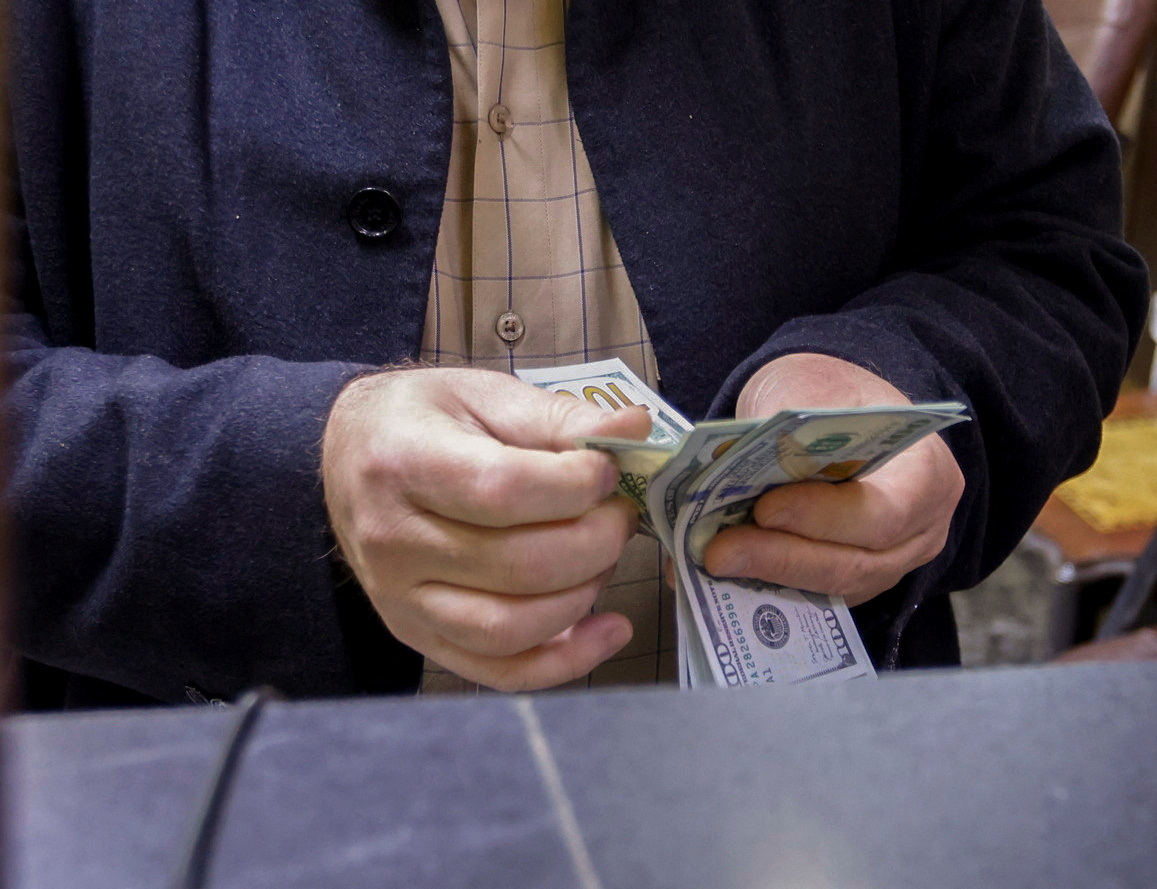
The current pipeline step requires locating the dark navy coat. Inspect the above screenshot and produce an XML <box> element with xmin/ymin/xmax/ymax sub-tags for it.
<box><xmin>7</xmin><ymin>0</ymin><xmax>1148</xmax><ymax>704</ymax></box>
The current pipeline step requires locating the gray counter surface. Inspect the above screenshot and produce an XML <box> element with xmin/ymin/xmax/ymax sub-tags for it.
<box><xmin>4</xmin><ymin>663</ymin><xmax>1155</xmax><ymax>888</ymax></box>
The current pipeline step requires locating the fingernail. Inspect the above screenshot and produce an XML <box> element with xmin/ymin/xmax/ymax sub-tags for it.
<box><xmin>626</xmin><ymin>404</ymin><xmax>652</xmax><ymax>427</ymax></box>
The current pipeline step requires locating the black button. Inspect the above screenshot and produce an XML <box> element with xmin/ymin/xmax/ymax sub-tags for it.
<box><xmin>347</xmin><ymin>186</ymin><xmax>402</xmax><ymax>240</ymax></box>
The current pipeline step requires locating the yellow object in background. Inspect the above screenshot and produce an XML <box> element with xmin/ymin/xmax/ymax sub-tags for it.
<box><xmin>1054</xmin><ymin>416</ymin><xmax>1157</xmax><ymax>532</ymax></box>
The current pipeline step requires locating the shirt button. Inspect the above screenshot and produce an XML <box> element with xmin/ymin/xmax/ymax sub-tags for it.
<box><xmin>496</xmin><ymin>311</ymin><xmax>525</xmax><ymax>344</ymax></box>
<box><xmin>488</xmin><ymin>103</ymin><xmax>513</xmax><ymax>136</ymax></box>
<box><xmin>347</xmin><ymin>186</ymin><xmax>402</xmax><ymax>240</ymax></box>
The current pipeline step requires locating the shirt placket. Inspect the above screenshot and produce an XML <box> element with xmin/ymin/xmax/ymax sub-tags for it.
<box><xmin>471</xmin><ymin>0</ymin><xmax>571</xmax><ymax>371</ymax></box>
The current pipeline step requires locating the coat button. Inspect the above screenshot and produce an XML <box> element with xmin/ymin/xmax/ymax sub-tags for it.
<box><xmin>496</xmin><ymin>311</ymin><xmax>525</xmax><ymax>344</ymax></box>
<box><xmin>347</xmin><ymin>186</ymin><xmax>402</xmax><ymax>240</ymax></box>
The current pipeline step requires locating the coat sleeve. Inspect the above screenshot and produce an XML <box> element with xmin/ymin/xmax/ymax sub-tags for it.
<box><xmin>709</xmin><ymin>0</ymin><xmax>1149</xmax><ymax>649</ymax></box>
<box><xmin>6</xmin><ymin>228</ymin><xmax>420</xmax><ymax>702</ymax></box>
<box><xmin>4</xmin><ymin>0</ymin><xmax>429</xmax><ymax>702</ymax></box>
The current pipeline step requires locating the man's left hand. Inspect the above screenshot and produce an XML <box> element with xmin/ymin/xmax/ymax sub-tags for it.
<box><xmin>702</xmin><ymin>353</ymin><xmax>965</xmax><ymax>606</ymax></box>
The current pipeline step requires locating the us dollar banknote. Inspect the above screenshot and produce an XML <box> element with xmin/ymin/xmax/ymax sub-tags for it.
<box><xmin>516</xmin><ymin>359</ymin><xmax>969</xmax><ymax>689</ymax></box>
<box><xmin>515</xmin><ymin>359</ymin><xmax>693</xmax><ymax>447</ymax></box>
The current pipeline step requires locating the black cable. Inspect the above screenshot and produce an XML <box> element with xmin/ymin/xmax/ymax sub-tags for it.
<box><xmin>168</xmin><ymin>686</ymin><xmax>280</xmax><ymax>889</ymax></box>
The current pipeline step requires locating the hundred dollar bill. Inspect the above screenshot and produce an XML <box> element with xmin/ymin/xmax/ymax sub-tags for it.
<box><xmin>578</xmin><ymin>421</ymin><xmax>760</xmax><ymax>548</ymax></box>
<box><xmin>673</xmin><ymin>464</ymin><xmax>877</xmax><ymax>685</ymax></box>
<box><xmin>677</xmin><ymin>563</ymin><xmax>874</xmax><ymax>686</ymax></box>
<box><xmin>515</xmin><ymin>359</ymin><xmax>692</xmax><ymax>447</ymax></box>
<box><xmin>676</xmin><ymin>582</ymin><xmax>717</xmax><ymax>690</ymax></box>
<box><xmin>517</xmin><ymin>359</ymin><xmax>694</xmax><ymax>538</ymax></box>
<box><xmin>673</xmin><ymin>404</ymin><xmax>966</xmax><ymax>687</ymax></box>
<box><xmin>517</xmin><ymin>358</ymin><xmax>971</xmax><ymax>690</ymax></box>
<box><xmin>683</xmin><ymin>404</ymin><xmax>969</xmax><ymax>562</ymax></box>
<box><xmin>568</xmin><ymin>437</ymin><xmax>675</xmax><ymax>537</ymax></box>
<box><xmin>642</xmin><ymin>419</ymin><xmax>758</xmax><ymax>550</ymax></box>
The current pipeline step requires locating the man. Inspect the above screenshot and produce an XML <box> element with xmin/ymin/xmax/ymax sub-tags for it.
<box><xmin>6</xmin><ymin>0</ymin><xmax>1147</xmax><ymax>705</ymax></box>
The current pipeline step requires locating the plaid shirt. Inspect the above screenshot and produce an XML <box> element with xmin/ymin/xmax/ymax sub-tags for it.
<box><xmin>419</xmin><ymin>0</ymin><xmax>675</xmax><ymax>693</ymax></box>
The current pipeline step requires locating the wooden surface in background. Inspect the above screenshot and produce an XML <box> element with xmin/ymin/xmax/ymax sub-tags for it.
<box><xmin>1033</xmin><ymin>390</ymin><xmax>1157</xmax><ymax>568</ymax></box>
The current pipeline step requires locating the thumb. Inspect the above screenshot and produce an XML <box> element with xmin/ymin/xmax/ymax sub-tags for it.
<box><xmin>465</xmin><ymin>372</ymin><xmax>653</xmax><ymax>452</ymax></box>
<box><xmin>546</xmin><ymin>395</ymin><xmax>653</xmax><ymax>451</ymax></box>
<box><xmin>576</xmin><ymin>399</ymin><xmax>653</xmax><ymax>439</ymax></box>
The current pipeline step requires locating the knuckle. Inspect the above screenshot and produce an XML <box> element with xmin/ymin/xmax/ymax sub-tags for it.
<box><xmin>359</xmin><ymin>435</ymin><xmax>414</xmax><ymax>485</ymax></box>
<box><xmin>353</xmin><ymin>510</ymin><xmax>424</xmax><ymax>558</ymax></box>
<box><xmin>461</xmin><ymin>456</ymin><xmax>523</xmax><ymax>520</ymax></box>
<box><xmin>485</xmin><ymin>638</ymin><xmax>596</xmax><ymax>693</ymax></box>
<box><xmin>948</xmin><ymin>466</ymin><xmax>965</xmax><ymax>501</ymax></box>
<box><xmin>858</xmin><ymin>517</ymin><xmax>899</xmax><ymax>551</ymax></box>
<box><xmin>1135</xmin><ymin>627</ymin><xmax>1157</xmax><ymax>654</ymax></box>
<box><xmin>922</xmin><ymin>526</ymin><xmax>951</xmax><ymax>564</ymax></box>
<box><xmin>345</xmin><ymin>455</ymin><xmax>419</xmax><ymax>519</ymax></box>
<box><xmin>583</xmin><ymin>505</ymin><xmax>631</xmax><ymax>562</ymax></box>
<box><xmin>544</xmin><ymin>391</ymin><xmax>596</xmax><ymax>434</ymax></box>
<box><xmin>571</xmin><ymin>575</ymin><xmax>609</xmax><ymax>615</ymax></box>
<box><xmin>828</xmin><ymin>549</ymin><xmax>882</xmax><ymax>599</ymax></box>
<box><xmin>704</xmin><ymin>537</ymin><xmax>739</xmax><ymax>575</ymax></box>
<box><xmin>907</xmin><ymin>521</ymin><xmax>953</xmax><ymax>572</ymax></box>
<box><xmin>748</xmin><ymin>541</ymin><xmax>794</xmax><ymax>586</ymax></box>
<box><xmin>470</xmin><ymin>603</ymin><xmax>516</xmax><ymax>656</ymax></box>
<box><xmin>573</xmin><ymin>453</ymin><xmax>614</xmax><ymax>509</ymax></box>
<box><xmin>541</xmin><ymin>651</ymin><xmax>595</xmax><ymax>690</ymax></box>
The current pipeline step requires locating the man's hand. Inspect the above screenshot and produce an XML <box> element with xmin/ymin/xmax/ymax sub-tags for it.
<box><xmin>321</xmin><ymin>367</ymin><xmax>653</xmax><ymax>691</ymax></box>
<box><xmin>702</xmin><ymin>353</ymin><xmax>964</xmax><ymax>606</ymax></box>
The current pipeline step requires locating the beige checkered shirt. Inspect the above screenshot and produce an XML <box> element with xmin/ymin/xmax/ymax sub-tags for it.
<box><xmin>419</xmin><ymin>0</ymin><xmax>677</xmax><ymax>693</ymax></box>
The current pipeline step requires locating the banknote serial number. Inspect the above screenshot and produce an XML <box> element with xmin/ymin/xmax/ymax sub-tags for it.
<box><xmin>720</xmin><ymin>593</ymin><xmax>758</xmax><ymax>681</ymax></box>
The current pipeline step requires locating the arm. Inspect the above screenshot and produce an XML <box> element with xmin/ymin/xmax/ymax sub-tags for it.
<box><xmin>5</xmin><ymin>0</ymin><xmax>648</xmax><ymax>699</ymax></box>
<box><xmin>10</xmin><ymin>260</ymin><xmax>649</xmax><ymax>698</ymax></box>
<box><xmin>5</xmin><ymin>0</ymin><xmax>449</xmax><ymax>702</ymax></box>
<box><xmin>705</xmin><ymin>0</ymin><xmax>1148</xmax><ymax>655</ymax></box>
<box><xmin>6</xmin><ymin>280</ymin><xmax>406</xmax><ymax>702</ymax></box>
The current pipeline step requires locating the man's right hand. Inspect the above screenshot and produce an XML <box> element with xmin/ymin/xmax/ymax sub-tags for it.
<box><xmin>321</xmin><ymin>367</ymin><xmax>653</xmax><ymax>691</ymax></box>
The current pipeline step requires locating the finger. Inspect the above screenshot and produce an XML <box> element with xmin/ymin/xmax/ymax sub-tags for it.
<box><xmin>332</xmin><ymin>369</ymin><xmax>653</xmax><ymax>528</ymax></box>
<box><xmin>751</xmin><ymin>440</ymin><xmax>961</xmax><ymax>551</ymax></box>
<box><xmin>421</xmin><ymin>612</ymin><xmax>635</xmax><ymax>692</ymax></box>
<box><xmin>442</xmin><ymin>369</ymin><xmax>654</xmax><ymax>454</ymax></box>
<box><xmin>358</xmin><ymin>496</ymin><xmax>638</xmax><ymax>596</ymax></box>
<box><xmin>400</xmin><ymin>436</ymin><xmax>626</xmax><ymax>527</ymax></box>
<box><xmin>413</xmin><ymin>568</ymin><xmax>615</xmax><ymax>658</ymax></box>
<box><xmin>751</xmin><ymin>478</ymin><xmax>924</xmax><ymax>552</ymax></box>
<box><xmin>703</xmin><ymin>523</ymin><xmax>947</xmax><ymax>604</ymax></box>
<box><xmin>431</xmin><ymin>372</ymin><xmax>650</xmax><ymax>525</ymax></box>
<box><xmin>1053</xmin><ymin>627</ymin><xmax>1157</xmax><ymax>664</ymax></box>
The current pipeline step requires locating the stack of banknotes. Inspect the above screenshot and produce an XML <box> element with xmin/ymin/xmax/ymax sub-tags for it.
<box><xmin>516</xmin><ymin>359</ymin><xmax>968</xmax><ymax>690</ymax></box>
